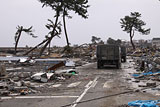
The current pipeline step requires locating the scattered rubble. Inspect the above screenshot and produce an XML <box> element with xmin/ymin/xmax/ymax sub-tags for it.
<box><xmin>31</xmin><ymin>73</ymin><xmax>49</xmax><ymax>83</ymax></box>
<box><xmin>0</xmin><ymin>51</ymin><xmax>83</xmax><ymax>97</ymax></box>
<box><xmin>125</xmin><ymin>47</ymin><xmax>160</xmax><ymax>97</ymax></box>
<box><xmin>0</xmin><ymin>64</ymin><xmax>6</xmax><ymax>76</ymax></box>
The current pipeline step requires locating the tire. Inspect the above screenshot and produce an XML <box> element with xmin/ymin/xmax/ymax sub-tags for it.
<box><xmin>97</xmin><ymin>60</ymin><xmax>101</xmax><ymax>69</ymax></box>
<box><xmin>116</xmin><ymin>63</ymin><xmax>119</xmax><ymax>69</ymax></box>
<box><xmin>116</xmin><ymin>61</ymin><xmax>120</xmax><ymax>69</ymax></box>
<box><xmin>124</xmin><ymin>57</ymin><xmax>126</xmax><ymax>62</ymax></box>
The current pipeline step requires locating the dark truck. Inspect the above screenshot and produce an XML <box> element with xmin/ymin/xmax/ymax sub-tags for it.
<box><xmin>96</xmin><ymin>44</ymin><xmax>121</xmax><ymax>69</ymax></box>
<box><xmin>121</xmin><ymin>46</ymin><xmax>127</xmax><ymax>62</ymax></box>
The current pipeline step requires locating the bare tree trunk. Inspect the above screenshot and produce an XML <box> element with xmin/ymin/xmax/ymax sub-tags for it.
<box><xmin>48</xmin><ymin>41</ymin><xmax>51</xmax><ymax>55</ymax></box>
<box><xmin>23</xmin><ymin>39</ymin><xmax>48</xmax><ymax>56</ymax></box>
<box><xmin>130</xmin><ymin>30</ymin><xmax>135</xmax><ymax>50</ymax></box>
<box><xmin>24</xmin><ymin>30</ymin><xmax>61</xmax><ymax>56</ymax></box>
<box><xmin>63</xmin><ymin>8</ymin><xmax>70</xmax><ymax>48</ymax></box>
<box><xmin>39</xmin><ymin>13</ymin><xmax>59</xmax><ymax>56</ymax></box>
<box><xmin>130</xmin><ymin>36</ymin><xmax>135</xmax><ymax>50</ymax></box>
<box><xmin>15</xmin><ymin>26</ymin><xmax>23</xmax><ymax>55</ymax></box>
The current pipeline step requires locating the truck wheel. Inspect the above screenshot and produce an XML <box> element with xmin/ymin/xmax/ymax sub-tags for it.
<box><xmin>97</xmin><ymin>61</ymin><xmax>101</xmax><ymax>69</ymax></box>
<box><xmin>116</xmin><ymin>62</ymin><xmax>120</xmax><ymax>69</ymax></box>
<box><xmin>124</xmin><ymin>57</ymin><xmax>126</xmax><ymax>62</ymax></box>
<box><xmin>116</xmin><ymin>64</ymin><xmax>119</xmax><ymax>69</ymax></box>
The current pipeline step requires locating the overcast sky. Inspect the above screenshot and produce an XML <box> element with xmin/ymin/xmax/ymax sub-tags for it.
<box><xmin>0</xmin><ymin>0</ymin><xmax>160</xmax><ymax>47</ymax></box>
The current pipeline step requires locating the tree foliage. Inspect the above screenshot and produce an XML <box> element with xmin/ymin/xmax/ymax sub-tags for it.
<box><xmin>45</xmin><ymin>19</ymin><xmax>62</xmax><ymax>55</ymax></box>
<box><xmin>107</xmin><ymin>37</ymin><xmax>121</xmax><ymax>45</ymax></box>
<box><xmin>120</xmin><ymin>12</ymin><xmax>150</xmax><ymax>49</ymax></box>
<box><xmin>91</xmin><ymin>36</ymin><xmax>104</xmax><ymax>45</ymax></box>
<box><xmin>38</xmin><ymin>0</ymin><xmax>89</xmax><ymax>56</ymax></box>
<box><xmin>39</xmin><ymin>0</ymin><xmax>89</xmax><ymax>18</ymax></box>
<box><xmin>15</xmin><ymin>26</ymin><xmax>36</xmax><ymax>41</ymax></box>
<box><xmin>91</xmin><ymin>36</ymin><xmax>101</xmax><ymax>44</ymax></box>
<box><xmin>45</xmin><ymin>19</ymin><xmax>62</xmax><ymax>38</ymax></box>
<box><xmin>14</xmin><ymin>26</ymin><xmax>37</xmax><ymax>55</ymax></box>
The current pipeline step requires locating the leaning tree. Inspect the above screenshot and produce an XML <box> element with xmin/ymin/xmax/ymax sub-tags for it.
<box><xmin>120</xmin><ymin>12</ymin><xmax>150</xmax><ymax>50</ymax></box>
<box><xmin>38</xmin><ymin>0</ymin><xmax>89</xmax><ymax>56</ymax></box>
<box><xmin>14</xmin><ymin>26</ymin><xmax>37</xmax><ymax>55</ymax></box>
<box><xmin>45</xmin><ymin>19</ymin><xmax>62</xmax><ymax>55</ymax></box>
<box><xmin>23</xmin><ymin>19</ymin><xmax>61</xmax><ymax>56</ymax></box>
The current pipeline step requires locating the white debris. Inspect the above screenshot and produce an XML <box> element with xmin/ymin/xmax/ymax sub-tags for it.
<box><xmin>31</xmin><ymin>73</ymin><xmax>48</xmax><ymax>83</ymax></box>
<box><xmin>19</xmin><ymin>58</ymin><xmax>28</xmax><ymax>63</ymax></box>
<box><xmin>65</xmin><ymin>59</ymin><xmax>75</xmax><ymax>67</ymax></box>
<box><xmin>31</xmin><ymin>72</ymin><xmax>54</xmax><ymax>83</ymax></box>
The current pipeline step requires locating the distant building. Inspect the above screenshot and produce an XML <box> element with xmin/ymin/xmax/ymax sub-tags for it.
<box><xmin>152</xmin><ymin>38</ymin><xmax>160</xmax><ymax>48</ymax></box>
<box><xmin>147</xmin><ymin>39</ymin><xmax>152</xmax><ymax>43</ymax></box>
<box><xmin>137</xmin><ymin>39</ymin><xmax>152</xmax><ymax>48</ymax></box>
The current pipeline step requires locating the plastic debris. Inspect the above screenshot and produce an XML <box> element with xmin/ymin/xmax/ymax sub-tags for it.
<box><xmin>132</xmin><ymin>71</ymin><xmax>160</xmax><ymax>78</ymax></box>
<box><xmin>128</xmin><ymin>100</ymin><xmax>160</xmax><ymax>107</ymax></box>
<box><xmin>55</xmin><ymin>69</ymin><xmax>77</xmax><ymax>75</ymax></box>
